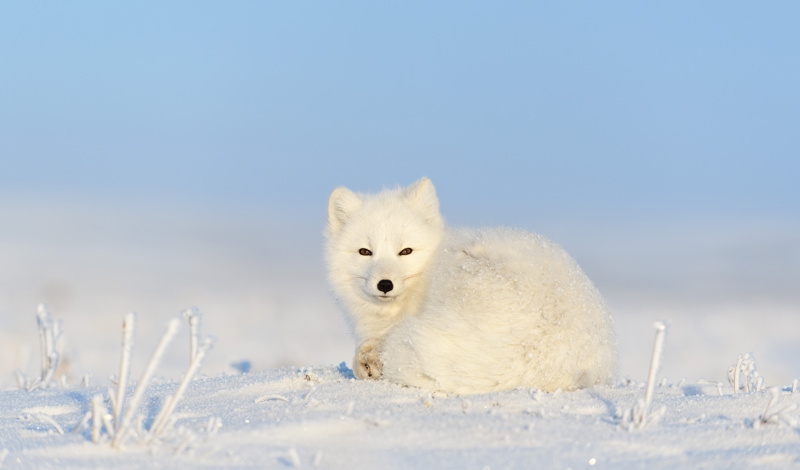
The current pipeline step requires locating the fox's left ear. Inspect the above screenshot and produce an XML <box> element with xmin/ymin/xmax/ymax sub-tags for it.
<box><xmin>327</xmin><ymin>187</ymin><xmax>361</xmax><ymax>236</ymax></box>
<box><xmin>405</xmin><ymin>177</ymin><xmax>441</xmax><ymax>222</ymax></box>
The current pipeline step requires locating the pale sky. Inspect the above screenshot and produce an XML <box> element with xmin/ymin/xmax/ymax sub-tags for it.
<box><xmin>2</xmin><ymin>1</ymin><xmax>798</xmax><ymax>224</ymax></box>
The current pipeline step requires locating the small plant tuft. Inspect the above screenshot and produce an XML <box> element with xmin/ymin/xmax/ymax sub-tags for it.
<box><xmin>18</xmin><ymin>304</ymin><xmax>65</xmax><ymax>391</ymax></box>
<box><xmin>60</xmin><ymin>308</ymin><xmax>217</xmax><ymax>455</ymax></box>
<box><xmin>727</xmin><ymin>353</ymin><xmax>762</xmax><ymax>394</ymax></box>
<box><xmin>750</xmin><ymin>387</ymin><xmax>798</xmax><ymax>429</ymax></box>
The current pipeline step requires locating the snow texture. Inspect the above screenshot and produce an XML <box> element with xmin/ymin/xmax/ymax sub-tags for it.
<box><xmin>2</xmin><ymin>364</ymin><xmax>800</xmax><ymax>469</ymax></box>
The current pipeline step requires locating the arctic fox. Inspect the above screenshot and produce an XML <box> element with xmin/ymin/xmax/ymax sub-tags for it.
<box><xmin>325</xmin><ymin>178</ymin><xmax>616</xmax><ymax>395</ymax></box>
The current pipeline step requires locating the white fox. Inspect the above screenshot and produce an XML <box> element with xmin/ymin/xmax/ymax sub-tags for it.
<box><xmin>325</xmin><ymin>178</ymin><xmax>616</xmax><ymax>394</ymax></box>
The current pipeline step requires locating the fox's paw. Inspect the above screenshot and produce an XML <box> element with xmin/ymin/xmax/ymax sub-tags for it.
<box><xmin>354</xmin><ymin>340</ymin><xmax>383</xmax><ymax>380</ymax></box>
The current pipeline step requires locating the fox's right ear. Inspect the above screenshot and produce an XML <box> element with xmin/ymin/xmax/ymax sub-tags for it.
<box><xmin>405</xmin><ymin>177</ymin><xmax>441</xmax><ymax>224</ymax></box>
<box><xmin>327</xmin><ymin>187</ymin><xmax>361</xmax><ymax>235</ymax></box>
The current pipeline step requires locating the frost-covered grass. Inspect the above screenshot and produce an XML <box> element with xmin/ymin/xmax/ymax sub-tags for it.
<box><xmin>74</xmin><ymin>310</ymin><xmax>214</xmax><ymax>451</ymax></box>
<box><xmin>14</xmin><ymin>305</ymin><xmax>64</xmax><ymax>391</ymax></box>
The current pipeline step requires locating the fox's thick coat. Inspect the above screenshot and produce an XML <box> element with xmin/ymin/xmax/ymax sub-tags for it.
<box><xmin>326</xmin><ymin>178</ymin><xmax>616</xmax><ymax>394</ymax></box>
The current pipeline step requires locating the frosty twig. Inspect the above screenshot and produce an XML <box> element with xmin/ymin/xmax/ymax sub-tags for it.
<box><xmin>114</xmin><ymin>313</ymin><xmax>136</xmax><ymax>427</ymax></box>
<box><xmin>91</xmin><ymin>395</ymin><xmax>105</xmax><ymax>443</ymax></box>
<box><xmin>182</xmin><ymin>307</ymin><xmax>202</xmax><ymax>363</ymax></box>
<box><xmin>643</xmin><ymin>321</ymin><xmax>667</xmax><ymax>411</ymax></box>
<box><xmin>621</xmin><ymin>320</ymin><xmax>669</xmax><ymax>431</ymax></box>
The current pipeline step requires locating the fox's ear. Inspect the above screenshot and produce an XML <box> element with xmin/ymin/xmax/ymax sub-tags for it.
<box><xmin>405</xmin><ymin>178</ymin><xmax>441</xmax><ymax>222</ymax></box>
<box><xmin>327</xmin><ymin>187</ymin><xmax>361</xmax><ymax>235</ymax></box>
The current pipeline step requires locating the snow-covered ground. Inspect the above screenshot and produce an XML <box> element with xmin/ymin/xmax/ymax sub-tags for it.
<box><xmin>3</xmin><ymin>364</ymin><xmax>800</xmax><ymax>469</ymax></box>
<box><xmin>1</xmin><ymin>198</ymin><xmax>799</xmax><ymax>468</ymax></box>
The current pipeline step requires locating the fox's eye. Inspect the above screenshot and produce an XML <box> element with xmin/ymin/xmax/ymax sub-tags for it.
<box><xmin>398</xmin><ymin>248</ymin><xmax>413</xmax><ymax>256</ymax></box>
<box><xmin>359</xmin><ymin>248</ymin><xmax>372</xmax><ymax>256</ymax></box>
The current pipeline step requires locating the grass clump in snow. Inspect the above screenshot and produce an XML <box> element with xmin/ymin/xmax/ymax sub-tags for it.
<box><xmin>15</xmin><ymin>304</ymin><xmax>65</xmax><ymax>391</ymax></box>
<box><xmin>748</xmin><ymin>386</ymin><xmax>799</xmax><ymax>429</ymax></box>
<box><xmin>64</xmin><ymin>307</ymin><xmax>215</xmax><ymax>452</ymax></box>
<box><xmin>728</xmin><ymin>352</ymin><xmax>764</xmax><ymax>394</ymax></box>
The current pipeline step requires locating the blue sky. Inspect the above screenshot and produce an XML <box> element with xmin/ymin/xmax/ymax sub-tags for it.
<box><xmin>1</xmin><ymin>1</ymin><xmax>798</xmax><ymax>224</ymax></box>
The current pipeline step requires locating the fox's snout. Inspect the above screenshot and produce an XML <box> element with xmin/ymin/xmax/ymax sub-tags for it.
<box><xmin>363</xmin><ymin>262</ymin><xmax>403</xmax><ymax>300</ymax></box>
<box><xmin>377</xmin><ymin>279</ymin><xmax>394</xmax><ymax>293</ymax></box>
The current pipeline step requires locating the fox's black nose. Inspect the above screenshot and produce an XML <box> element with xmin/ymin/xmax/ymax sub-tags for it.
<box><xmin>377</xmin><ymin>279</ymin><xmax>394</xmax><ymax>293</ymax></box>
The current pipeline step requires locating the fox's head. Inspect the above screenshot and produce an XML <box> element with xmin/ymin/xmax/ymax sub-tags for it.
<box><xmin>325</xmin><ymin>178</ymin><xmax>445</xmax><ymax>328</ymax></box>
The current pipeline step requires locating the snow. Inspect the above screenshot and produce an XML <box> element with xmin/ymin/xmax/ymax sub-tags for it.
<box><xmin>1</xmin><ymin>200</ymin><xmax>799</xmax><ymax>467</ymax></box>
<box><xmin>3</xmin><ymin>364</ymin><xmax>800</xmax><ymax>468</ymax></box>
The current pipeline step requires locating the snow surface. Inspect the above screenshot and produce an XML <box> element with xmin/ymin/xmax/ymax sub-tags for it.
<box><xmin>1</xmin><ymin>200</ymin><xmax>799</xmax><ymax>468</ymax></box>
<box><xmin>2</xmin><ymin>364</ymin><xmax>800</xmax><ymax>469</ymax></box>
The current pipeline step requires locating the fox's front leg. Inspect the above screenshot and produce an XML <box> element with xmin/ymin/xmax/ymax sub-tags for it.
<box><xmin>353</xmin><ymin>338</ymin><xmax>383</xmax><ymax>379</ymax></box>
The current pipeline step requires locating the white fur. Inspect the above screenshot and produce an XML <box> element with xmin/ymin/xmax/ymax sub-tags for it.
<box><xmin>325</xmin><ymin>178</ymin><xmax>616</xmax><ymax>394</ymax></box>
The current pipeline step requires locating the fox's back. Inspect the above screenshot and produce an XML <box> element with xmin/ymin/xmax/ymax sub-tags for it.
<box><xmin>381</xmin><ymin>227</ymin><xmax>617</xmax><ymax>394</ymax></box>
